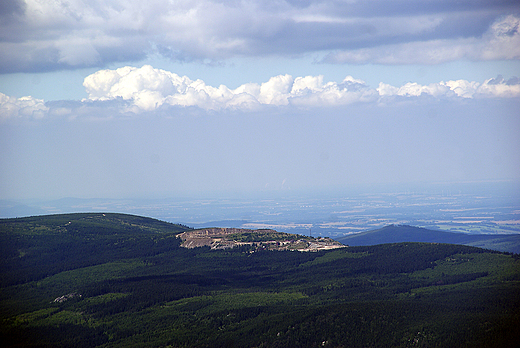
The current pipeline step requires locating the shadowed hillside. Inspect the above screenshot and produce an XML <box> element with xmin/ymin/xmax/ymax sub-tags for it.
<box><xmin>337</xmin><ymin>224</ymin><xmax>520</xmax><ymax>253</ymax></box>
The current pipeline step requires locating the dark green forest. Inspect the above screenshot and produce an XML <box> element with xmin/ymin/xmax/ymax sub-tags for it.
<box><xmin>1</xmin><ymin>213</ymin><xmax>519</xmax><ymax>347</ymax></box>
<box><xmin>336</xmin><ymin>224</ymin><xmax>520</xmax><ymax>253</ymax></box>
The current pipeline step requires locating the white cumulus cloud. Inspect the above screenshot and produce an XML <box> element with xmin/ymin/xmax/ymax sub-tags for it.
<box><xmin>377</xmin><ymin>76</ymin><xmax>520</xmax><ymax>99</ymax></box>
<box><xmin>2</xmin><ymin>68</ymin><xmax>518</xmax><ymax>118</ymax></box>
<box><xmin>81</xmin><ymin>66</ymin><xmax>520</xmax><ymax>111</ymax></box>
<box><xmin>83</xmin><ymin>65</ymin><xmax>380</xmax><ymax>110</ymax></box>
<box><xmin>0</xmin><ymin>92</ymin><xmax>48</xmax><ymax>120</ymax></box>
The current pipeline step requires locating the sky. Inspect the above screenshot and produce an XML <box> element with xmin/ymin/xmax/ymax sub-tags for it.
<box><xmin>0</xmin><ymin>0</ymin><xmax>519</xmax><ymax>201</ymax></box>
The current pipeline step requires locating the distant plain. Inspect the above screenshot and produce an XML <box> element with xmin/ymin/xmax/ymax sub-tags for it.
<box><xmin>2</xmin><ymin>183</ymin><xmax>518</xmax><ymax>238</ymax></box>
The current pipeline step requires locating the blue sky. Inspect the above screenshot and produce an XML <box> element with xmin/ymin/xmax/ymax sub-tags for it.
<box><xmin>1</xmin><ymin>0</ymin><xmax>519</xmax><ymax>200</ymax></box>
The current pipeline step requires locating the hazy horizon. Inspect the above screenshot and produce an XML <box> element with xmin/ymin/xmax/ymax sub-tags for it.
<box><xmin>1</xmin><ymin>1</ymin><xmax>519</xmax><ymax>214</ymax></box>
<box><xmin>2</xmin><ymin>181</ymin><xmax>519</xmax><ymax>241</ymax></box>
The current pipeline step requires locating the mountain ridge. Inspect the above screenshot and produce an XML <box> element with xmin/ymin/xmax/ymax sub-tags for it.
<box><xmin>337</xmin><ymin>224</ymin><xmax>520</xmax><ymax>253</ymax></box>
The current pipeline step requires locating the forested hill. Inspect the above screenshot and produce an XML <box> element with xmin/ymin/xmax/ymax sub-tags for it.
<box><xmin>0</xmin><ymin>212</ymin><xmax>191</xmax><ymax>236</ymax></box>
<box><xmin>0</xmin><ymin>213</ymin><xmax>192</xmax><ymax>287</ymax></box>
<box><xmin>1</xmin><ymin>214</ymin><xmax>520</xmax><ymax>347</ymax></box>
<box><xmin>337</xmin><ymin>224</ymin><xmax>520</xmax><ymax>253</ymax></box>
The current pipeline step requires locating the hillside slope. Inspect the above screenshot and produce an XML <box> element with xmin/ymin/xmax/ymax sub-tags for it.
<box><xmin>1</xmin><ymin>214</ymin><xmax>519</xmax><ymax>347</ymax></box>
<box><xmin>337</xmin><ymin>224</ymin><xmax>520</xmax><ymax>253</ymax></box>
<box><xmin>0</xmin><ymin>213</ymin><xmax>191</xmax><ymax>287</ymax></box>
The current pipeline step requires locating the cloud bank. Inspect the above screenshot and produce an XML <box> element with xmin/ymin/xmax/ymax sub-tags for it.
<box><xmin>0</xmin><ymin>93</ymin><xmax>47</xmax><ymax>119</ymax></box>
<box><xmin>0</xmin><ymin>0</ymin><xmax>518</xmax><ymax>72</ymax></box>
<box><xmin>324</xmin><ymin>14</ymin><xmax>520</xmax><ymax>64</ymax></box>
<box><xmin>82</xmin><ymin>66</ymin><xmax>520</xmax><ymax>110</ymax></box>
<box><xmin>1</xmin><ymin>66</ymin><xmax>518</xmax><ymax>119</ymax></box>
<box><xmin>82</xmin><ymin>65</ymin><xmax>378</xmax><ymax>110</ymax></box>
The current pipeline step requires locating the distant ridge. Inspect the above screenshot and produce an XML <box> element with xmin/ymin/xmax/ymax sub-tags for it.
<box><xmin>336</xmin><ymin>225</ymin><xmax>520</xmax><ymax>253</ymax></box>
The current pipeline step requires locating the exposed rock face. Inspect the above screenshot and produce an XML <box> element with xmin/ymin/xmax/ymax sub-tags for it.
<box><xmin>177</xmin><ymin>228</ymin><xmax>346</xmax><ymax>251</ymax></box>
<box><xmin>54</xmin><ymin>293</ymin><xmax>82</xmax><ymax>303</ymax></box>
